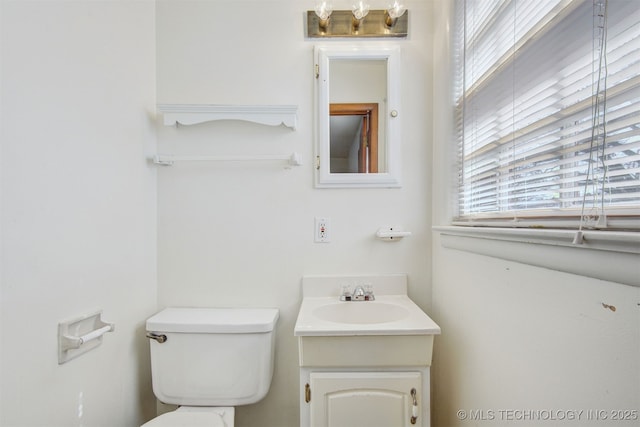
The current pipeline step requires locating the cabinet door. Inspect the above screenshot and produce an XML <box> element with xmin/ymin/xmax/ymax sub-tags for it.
<box><xmin>310</xmin><ymin>372</ymin><xmax>421</xmax><ymax>427</ymax></box>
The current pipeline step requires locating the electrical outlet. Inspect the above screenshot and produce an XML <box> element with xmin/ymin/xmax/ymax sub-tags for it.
<box><xmin>314</xmin><ymin>217</ymin><xmax>330</xmax><ymax>243</ymax></box>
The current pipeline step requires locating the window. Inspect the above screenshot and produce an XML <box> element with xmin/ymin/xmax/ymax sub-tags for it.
<box><xmin>453</xmin><ymin>0</ymin><xmax>640</xmax><ymax>231</ymax></box>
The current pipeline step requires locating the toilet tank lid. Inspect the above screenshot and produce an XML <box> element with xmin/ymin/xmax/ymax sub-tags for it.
<box><xmin>146</xmin><ymin>307</ymin><xmax>279</xmax><ymax>333</ymax></box>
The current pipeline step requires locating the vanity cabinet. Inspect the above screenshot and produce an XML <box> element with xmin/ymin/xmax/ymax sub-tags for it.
<box><xmin>304</xmin><ymin>371</ymin><xmax>423</xmax><ymax>427</ymax></box>
<box><xmin>297</xmin><ymin>332</ymin><xmax>434</xmax><ymax>426</ymax></box>
<box><xmin>295</xmin><ymin>275</ymin><xmax>441</xmax><ymax>427</ymax></box>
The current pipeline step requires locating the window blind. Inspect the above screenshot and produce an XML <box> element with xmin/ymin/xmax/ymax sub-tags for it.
<box><xmin>454</xmin><ymin>0</ymin><xmax>640</xmax><ymax>230</ymax></box>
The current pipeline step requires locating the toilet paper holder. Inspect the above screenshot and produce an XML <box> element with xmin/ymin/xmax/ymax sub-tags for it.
<box><xmin>58</xmin><ymin>309</ymin><xmax>115</xmax><ymax>364</ymax></box>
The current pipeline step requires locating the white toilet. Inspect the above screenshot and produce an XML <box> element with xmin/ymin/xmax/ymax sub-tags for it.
<box><xmin>142</xmin><ymin>307</ymin><xmax>279</xmax><ymax>427</ymax></box>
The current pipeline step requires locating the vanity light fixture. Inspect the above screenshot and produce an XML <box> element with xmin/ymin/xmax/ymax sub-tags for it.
<box><xmin>351</xmin><ymin>1</ymin><xmax>370</xmax><ymax>31</ymax></box>
<box><xmin>385</xmin><ymin>1</ymin><xmax>407</xmax><ymax>27</ymax></box>
<box><xmin>314</xmin><ymin>1</ymin><xmax>333</xmax><ymax>31</ymax></box>
<box><xmin>307</xmin><ymin>1</ymin><xmax>407</xmax><ymax>38</ymax></box>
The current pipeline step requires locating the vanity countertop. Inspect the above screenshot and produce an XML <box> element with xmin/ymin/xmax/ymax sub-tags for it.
<box><xmin>294</xmin><ymin>294</ymin><xmax>441</xmax><ymax>337</ymax></box>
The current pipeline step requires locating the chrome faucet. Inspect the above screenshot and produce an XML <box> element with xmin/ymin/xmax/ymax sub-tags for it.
<box><xmin>353</xmin><ymin>285</ymin><xmax>366</xmax><ymax>300</ymax></box>
<box><xmin>340</xmin><ymin>284</ymin><xmax>375</xmax><ymax>301</ymax></box>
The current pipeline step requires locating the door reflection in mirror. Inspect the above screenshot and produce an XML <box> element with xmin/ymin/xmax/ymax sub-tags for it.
<box><xmin>330</xmin><ymin>103</ymin><xmax>378</xmax><ymax>173</ymax></box>
<box><xmin>329</xmin><ymin>58</ymin><xmax>387</xmax><ymax>173</ymax></box>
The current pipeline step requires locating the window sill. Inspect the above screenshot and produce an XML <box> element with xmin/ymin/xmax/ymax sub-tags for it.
<box><xmin>433</xmin><ymin>226</ymin><xmax>640</xmax><ymax>287</ymax></box>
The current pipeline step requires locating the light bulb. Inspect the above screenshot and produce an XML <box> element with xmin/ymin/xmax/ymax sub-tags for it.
<box><xmin>352</xmin><ymin>1</ymin><xmax>370</xmax><ymax>20</ymax></box>
<box><xmin>314</xmin><ymin>1</ymin><xmax>333</xmax><ymax>21</ymax></box>
<box><xmin>385</xmin><ymin>1</ymin><xmax>406</xmax><ymax>27</ymax></box>
<box><xmin>387</xmin><ymin>1</ymin><xmax>406</xmax><ymax>19</ymax></box>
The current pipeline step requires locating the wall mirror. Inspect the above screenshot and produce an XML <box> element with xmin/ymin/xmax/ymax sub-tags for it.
<box><xmin>315</xmin><ymin>45</ymin><xmax>401</xmax><ymax>188</ymax></box>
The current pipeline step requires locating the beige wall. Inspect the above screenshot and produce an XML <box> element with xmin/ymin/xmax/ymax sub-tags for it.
<box><xmin>155</xmin><ymin>1</ymin><xmax>433</xmax><ymax>426</ymax></box>
<box><xmin>4</xmin><ymin>1</ymin><xmax>632</xmax><ymax>427</ymax></box>
<box><xmin>1</xmin><ymin>1</ymin><xmax>158</xmax><ymax>426</ymax></box>
<box><xmin>430</xmin><ymin>1</ymin><xmax>640</xmax><ymax>426</ymax></box>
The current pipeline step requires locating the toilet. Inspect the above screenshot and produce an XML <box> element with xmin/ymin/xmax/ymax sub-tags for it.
<box><xmin>142</xmin><ymin>307</ymin><xmax>279</xmax><ymax>427</ymax></box>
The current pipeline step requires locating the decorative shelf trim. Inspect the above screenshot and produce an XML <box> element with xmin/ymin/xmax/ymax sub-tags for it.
<box><xmin>157</xmin><ymin>104</ymin><xmax>298</xmax><ymax>130</ymax></box>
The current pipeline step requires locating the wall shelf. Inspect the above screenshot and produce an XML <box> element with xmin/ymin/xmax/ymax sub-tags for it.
<box><xmin>152</xmin><ymin>152</ymin><xmax>302</xmax><ymax>168</ymax></box>
<box><xmin>157</xmin><ymin>104</ymin><xmax>298</xmax><ymax>130</ymax></box>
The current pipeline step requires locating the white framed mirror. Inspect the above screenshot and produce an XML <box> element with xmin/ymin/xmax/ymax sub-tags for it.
<box><xmin>315</xmin><ymin>45</ymin><xmax>401</xmax><ymax>188</ymax></box>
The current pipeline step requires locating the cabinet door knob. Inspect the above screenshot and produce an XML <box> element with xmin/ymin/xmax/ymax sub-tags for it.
<box><xmin>410</xmin><ymin>388</ymin><xmax>418</xmax><ymax>424</ymax></box>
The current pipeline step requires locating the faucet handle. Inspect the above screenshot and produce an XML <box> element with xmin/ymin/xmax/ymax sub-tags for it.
<box><xmin>363</xmin><ymin>283</ymin><xmax>375</xmax><ymax>301</ymax></box>
<box><xmin>339</xmin><ymin>284</ymin><xmax>353</xmax><ymax>301</ymax></box>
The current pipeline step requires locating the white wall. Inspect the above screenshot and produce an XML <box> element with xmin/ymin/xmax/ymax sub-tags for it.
<box><xmin>1</xmin><ymin>1</ymin><xmax>158</xmax><ymax>426</ymax></box>
<box><xmin>155</xmin><ymin>1</ymin><xmax>433</xmax><ymax>426</ymax></box>
<box><xmin>430</xmin><ymin>2</ymin><xmax>640</xmax><ymax>426</ymax></box>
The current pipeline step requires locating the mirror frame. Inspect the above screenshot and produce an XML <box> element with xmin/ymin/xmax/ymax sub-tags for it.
<box><xmin>315</xmin><ymin>45</ymin><xmax>401</xmax><ymax>188</ymax></box>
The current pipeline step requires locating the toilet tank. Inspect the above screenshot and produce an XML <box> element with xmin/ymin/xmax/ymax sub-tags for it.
<box><xmin>146</xmin><ymin>307</ymin><xmax>279</xmax><ymax>406</ymax></box>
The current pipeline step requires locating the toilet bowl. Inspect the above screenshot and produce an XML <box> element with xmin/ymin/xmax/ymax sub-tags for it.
<box><xmin>142</xmin><ymin>307</ymin><xmax>279</xmax><ymax>427</ymax></box>
<box><xmin>141</xmin><ymin>406</ymin><xmax>234</xmax><ymax>427</ymax></box>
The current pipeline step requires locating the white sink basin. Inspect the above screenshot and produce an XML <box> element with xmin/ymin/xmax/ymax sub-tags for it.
<box><xmin>295</xmin><ymin>295</ymin><xmax>440</xmax><ymax>336</ymax></box>
<box><xmin>294</xmin><ymin>275</ymin><xmax>441</xmax><ymax>337</ymax></box>
<box><xmin>313</xmin><ymin>301</ymin><xmax>410</xmax><ymax>324</ymax></box>
<box><xmin>294</xmin><ymin>275</ymin><xmax>442</xmax><ymax>366</ymax></box>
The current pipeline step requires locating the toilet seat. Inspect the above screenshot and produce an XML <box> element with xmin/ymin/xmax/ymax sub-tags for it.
<box><xmin>140</xmin><ymin>411</ymin><xmax>226</xmax><ymax>427</ymax></box>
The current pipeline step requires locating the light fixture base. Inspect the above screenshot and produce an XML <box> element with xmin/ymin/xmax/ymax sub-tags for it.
<box><xmin>306</xmin><ymin>10</ymin><xmax>408</xmax><ymax>38</ymax></box>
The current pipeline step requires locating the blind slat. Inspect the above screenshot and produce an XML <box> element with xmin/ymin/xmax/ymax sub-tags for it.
<box><xmin>455</xmin><ymin>0</ymin><xmax>640</xmax><ymax>228</ymax></box>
